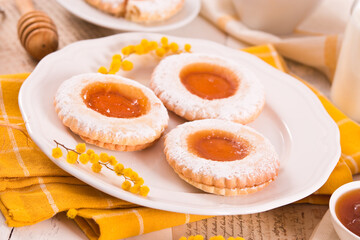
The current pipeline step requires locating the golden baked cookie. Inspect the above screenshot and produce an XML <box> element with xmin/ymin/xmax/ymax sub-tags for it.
<box><xmin>125</xmin><ymin>0</ymin><xmax>185</xmax><ymax>24</ymax></box>
<box><xmin>84</xmin><ymin>0</ymin><xmax>185</xmax><ymax>23</ymax></box>
<box><xmin>150</xmin><ymin>53</ymin><xmax>265</xmax><ymax>124</ymax></box>
<box><xmin>85</xmin><ymin>0</ymin><xmax>127</xmax><ymax>17</ymax></box>
<box><xmin>54</xmin><ymin>73</ymin><xmax>169</xmax><ymax>151</ymax></box>
<box><xmin>164</xmin><ymin>119</ymin><xmax>279</xmax><ymax>196</ymax></box>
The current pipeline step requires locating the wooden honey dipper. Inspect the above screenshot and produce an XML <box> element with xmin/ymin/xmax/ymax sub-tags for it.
<box><xmin>15</xmin><ymin>0</ymin><xmax>58</xmax><ymax>61</ymax></box>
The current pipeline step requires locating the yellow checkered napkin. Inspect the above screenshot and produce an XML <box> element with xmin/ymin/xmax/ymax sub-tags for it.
<box><xmin>0</xmin><ymin>45</ymin><xmax>359</xmax><ymax>240</ymax></box>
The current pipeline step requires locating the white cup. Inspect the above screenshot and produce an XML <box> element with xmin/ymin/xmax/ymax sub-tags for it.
<box><xmin>330</xmin><ymin>1</ymin><xmax>360</xmax><ymax>122</ymax></box>
<box><xmin>231</xmin><ymin>0</ymin><xmax>322</xmax><ymax>35</ymax></box>
<box><xmin>329</xmin><ymin>181</ymin><xmax>360</xmax><ymax>240</ymax></box>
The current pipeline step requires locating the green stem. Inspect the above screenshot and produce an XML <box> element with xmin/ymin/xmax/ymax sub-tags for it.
<box><xmin>54</xmin><ymin>140</ymin><xmax>80</xmax><ymax>154</ymax></box>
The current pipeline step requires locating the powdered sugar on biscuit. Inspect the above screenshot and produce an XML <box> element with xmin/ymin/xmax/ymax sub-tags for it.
<box><xmin>164</xmin><ymin>119</ymin><xmax>279</xmax><ymax>189</ymax></box>
<box><xmin>150</xmin><ymin>53</ymin><xmax>265</xmax><ymax>124</ymax></box>
<box><xmin>126</xmin><ymin>0</ymin><xmax>184</xmax><ymax>23</ymax></box>
<box><xmin>54</xmin><ymin>73</ymin><xmax>169</xmax><ymax>146</ymax></box>
<box><xmin>99</xmin><ymin>0</ymin><xmax>125</xmax><ymax>7</ymax></box>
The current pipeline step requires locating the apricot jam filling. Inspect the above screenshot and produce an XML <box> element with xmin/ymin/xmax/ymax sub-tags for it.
<box><xmin>187</xmin><ymin>130</ymin><xmax>250</xmax><ymax>162</ymax></box>
<box><xmin>81</xmin><ymin>82</ymin><xmax>149</xmax><ymax>118</ymax></box>
<box><xmin>179</xmin><ymin>63</ymin><xmax>239</xmax><ymax>100</ymax></box>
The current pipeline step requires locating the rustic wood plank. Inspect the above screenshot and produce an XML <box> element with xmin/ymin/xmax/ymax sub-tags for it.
<box><xmin>10</xmin><ymin>213</ymin><xmax>86</xmax><ymax>240</ymax></box>
<box><xmin>0</xmin><ymin>214</ymin><xmax>12</xmax><ymax>239</ymax></box>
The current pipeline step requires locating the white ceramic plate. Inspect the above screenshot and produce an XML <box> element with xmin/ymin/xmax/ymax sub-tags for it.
<box><xmin>19</xmin><ymin>33</ymin><xmax>340</xmax><ymax>216</ymax></box>
<box><xmin>56</xmin><ymin>0</ymin><xmax>201</xmax><ymax>32</ymax></box>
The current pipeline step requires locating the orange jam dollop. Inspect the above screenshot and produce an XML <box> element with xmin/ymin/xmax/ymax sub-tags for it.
<box><xmin>179</xmin><ymin>63</ymin><xmax>239</xmax><ymax>100</ymax></box>
<box><xmin>81</xmin><ymin>82</ymin><xmax>149</xmax><ymax>118</ymax></box>
<box><xmin>335</xmin><ymin>189</ymin><xmax>360</xmax><ymax>237</ymax></box>
<box><xmin>187</xmin><ymin>130</ymin><xmax>250</xmax><ymax>162</ymax></box>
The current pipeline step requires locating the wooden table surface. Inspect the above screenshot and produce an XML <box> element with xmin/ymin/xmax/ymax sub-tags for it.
<box><xmin>0</xmin><ymin>0</ymin><xmax>337</xmax><ymax>239</ymax></box>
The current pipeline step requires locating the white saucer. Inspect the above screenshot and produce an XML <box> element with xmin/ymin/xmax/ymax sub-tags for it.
<box><xmin>56</xmin><ymin>0</ymin><xmax>201</xmax><ymax>32</ymax></box>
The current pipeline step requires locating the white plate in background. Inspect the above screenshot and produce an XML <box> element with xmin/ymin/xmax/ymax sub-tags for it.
<box><xmin>18</xmin><ymin>33</ymin><xmax>340</xmax><ymax>215</ymax></box>
<box><xmin>56</xmin><ymin>0</ymin><xmax>201</xmax><ymax>32</ymax></box>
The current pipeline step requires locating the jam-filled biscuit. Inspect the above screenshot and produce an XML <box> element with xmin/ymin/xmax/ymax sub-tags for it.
<box><xmin>164</xmin><ymin>119</ymin><xmax>279</xmax><ymax>196</ymax></box>
<box><xmin>150</xmin><ymin>53</ymin><xmax>265</xmax><ymax>124</ymax></box>
<box><xmin>125</xmin><ymin>0</ymin><xmax>185</xmax><ymax>24</ymax></box>
<box><xmin>84</xmin><ymin>0</ymin><xmax>127</xmax><ymax>17</ymax></box>
<box><xmin>84</xmin><ymin>0</ymin><xmax>185</xmax><ymax>24</ymax></box>
<box><xmin>54</xmin><ymin>73</ymin><xmax>169</xmax><ymax>151</ymax></box>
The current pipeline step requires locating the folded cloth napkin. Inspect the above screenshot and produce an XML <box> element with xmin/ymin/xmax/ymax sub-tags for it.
<box><xmin>309</xmin><ymin>210</ymin><xmax>339</xmax><ymax>240</ymax></box>
<box><xmin>201</xmin><ymin>0</ymin><xmax>354</xmax><ymax>80</ymax></box>
<box><xmin>0</xmin><ymin>45</ymin><xmax>358</xmax><ymax>240</ymax></box>
<box><xmin>0</xmin><ymin>74</ymin><xmax>210</xmax><ymax>239</ymax></box>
